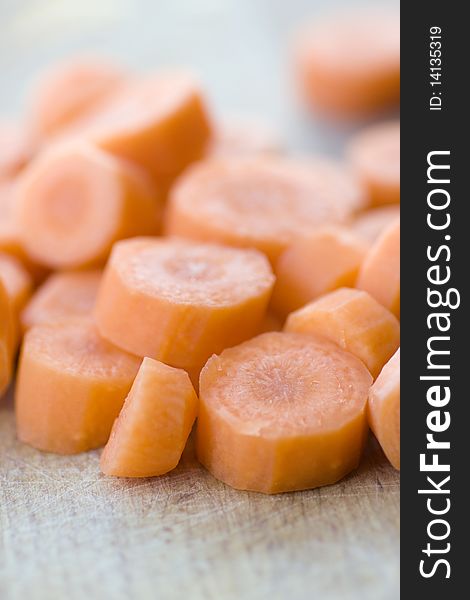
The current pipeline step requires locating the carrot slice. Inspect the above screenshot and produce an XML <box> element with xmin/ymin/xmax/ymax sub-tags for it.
<box><xmin>70</xmin><ymin>72</ymin><xmax>212</xmax><ymax>183</ymax></box>
<box><xmin>352</xmin><ymin>205</ymin><xmax>400</xmax><ymax>244</ymax></box>
<box><xmin>21</xmin><ymin>270</ymin><xmax>101</xmax><ymax>331</ymax></box>
<box><xmin>294</xmin><ymin>8</ymin><xmax>400</xmax><ymax>117</ymax></box>
<box><xmin>285</xmin><ymin>288</ymin><xmax>400</xmax><ymax>378</ymax></box>
<box><xmin>197</xmin><ymin>331</ymin><xmax>372</xmax><ymax>493</ymax></box>
<box><xmin>15</xmin><ymin>318</ymin><xmax>141</xmax><ymax>454</ymax></box>
<box><xmin>29</xmin><ymin>57</ymin><xmax>127</xmax><ymax>139</ymax></box>
<box><xmin>101</xmin><ymin>357</ymin><xmax>198</xmax><ymax>477</ymax></box>
<box><xmin>0</xmin><ymin>252</ymin><xmax>33</xmax><ymax>315</ymax></box>
<box><xmin>0</xmin><ymin>280</ymin><xmax>14</xmax><ymax>396</ymax></box>
<box><xmin>94</xmin><ymin>237</ymin><xmax>274</xmax><ymax>370</ymax></box>
<box><xmin>0</xmin><ymin>180</ymin><xmax>49</xmax><ymax>282</ymax></box>
<box><xmin>209</xmin><ymin>117</ymin><xmax>280</xmax><ymax>158</ymax></box>
<box><xmin>0</xmin><ymin>121</ymin><xmax>34</xmax><ymax>179</ymax></box>
<box><xmin>348</xmin><ymin>120</ymin><xmax>400</xmax><ymax>206</ymax></box>
<box><xmin>271</xmin><ymin>226</ymin><xmax>367</xmax><ymax>317</ymax></box>
<box><xmin>15</xmin><ymin>143</ymin><xmax>163</xmax><ymax>269</ymax></box>
<box><xmin>368</xmin><ymin>349</ymin><xmax>400</xmax><ymax>469</ymax></box>
<box><xmin>357</xmin><ymin>219</ymin><xmax>400</xmax><ymax>318</ymax></box>
<box><xmin>165</xmin><ymin>157</ymin><xmax>365</xmax><ymax>264</ymax></box>
<box><xmin>0</xmin><ymin>252</ymin><xmax>33</xmax><ymax>350</ymax></box>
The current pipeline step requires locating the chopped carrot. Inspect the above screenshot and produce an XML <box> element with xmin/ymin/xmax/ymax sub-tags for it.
<box><xmin>0</xmin><ymin>252</ymin><xmax>33</xmax><ymax>315</ymax></box>
<box><xmin>357</xmin><ymin>219</ymin><xmax>400</xmax><ymax>318</ymax></box>
<box><xmin>352</xmin><ymin>205</ymin><xmax>400</xmax><ymax>244</ymax></box>
<box><xmin>0</xmin><ymin>280</ymin><xmax>14</xmax><ymax>396</ymax></box>
<box><xmin>165</xmin><ymin>157</ymin><xmax>365</xmax><ymax>265</ymax></box>
<box><xmin>15</xmin><ymin>318</ymin><xmax>141</xmax><ymax>454</ymax></box>
<box><xmin>209</xmin><ymin>117</ymin><xmax>280</xmax><ymax>158</ymax></box>
<box><xmin>196</xmin><ymin>331</ymin><xmax>372</xmax><ymax>493</ymax></box>
<box><xmin>29</xmin><ymin>57</ymin><xmax>127</xmax><ymax>139</ymax></box>
<box><xmin>285</xmin><ymin>288</ymin><xmax>400</xmax><ymax>378</ymax></box>
<box><xmin>293</xmin><ymin>8</ymin><xmax>400</xmax><ymax>117</ymax></box>
<box><xmin>0</xmin><ymin>180</ymin><xmax>49</xmax><ymax>282</ymax></box>
<box><xmin>94</xmin><ymin>237</ymin><xmax>274</xmax><ymax>371</ymax></box>
<box><xmin>271</xmin><ymin>226</ymin><xmax>367</xmax><ymax>317</ymax></box>
<box><xmin>21</xmin><ymin>270</ymin><xmax>101</xmax><ymax>332</ymax></box>
<box><xmin>101</xmin><ymin>357</ymin><xmax>198</xmax><ymax>477</ymax></box>
<box><xmin>71</xmin><ymin>72</ymin><xmax>212</xmax><ymax>183</ymax></box>
<box><xmin>347</xmin><ymin>120</ymin><xmax>400</xmax><ymax>206</ymax></box>
<box><xmin>15</xmin><ymin>143</ymin><xmax>163</xmax><ymax>269</ymax></box>
<box><xmin>0</xmin><ymin>252</ymin><xmax>33</xmax><ymax>350</ymax></box>
<box><xmin>0</xmin><ymin>121</ymin><xmax>34</xmax><ymax>179</ymax></box>
<box><xmin>368</xmin><ymin>349</ymin><xmax>400</xmax><ymax>469</ymax></box>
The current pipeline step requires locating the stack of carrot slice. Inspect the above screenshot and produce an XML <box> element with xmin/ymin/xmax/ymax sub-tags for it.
<box><xmin>1</xmin><ymin>14</ymin><xmax>401</xmax><ymax>495</ymax></box>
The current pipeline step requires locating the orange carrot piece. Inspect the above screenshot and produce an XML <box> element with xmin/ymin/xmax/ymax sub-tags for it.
<box><xmin>293</xmin><ymin>8</ymin><xmax>400</xmax><ymax>117</ymax></box>
<box><xmin>348</xmin><ymin>120</ymin><xmax>400</xmax><ymax>206</ymax></box>
<box><xmin>15</xmin><ymin>318</ymin><xmax>141</xmax><ymax>454</ymax></box>
<box><xmin>0</xmin><ymin>180</ymin><xmax>49</xmax><ymax>282</ymax></box>
<box><xmin>352</xmin><ymin>205</ymin><xmax>400</xmax><ymax>244</ymax></box>
<box><xmin>21</xmin><ymin>270</ymin><xmax>101</xmax><ymax>332</ymax></box>
<box><xmin>0</xmin><ymin>280</ymin><xmax>14</xmax><ymax>396</ymax></box>
<box><xmin>0</xmin><ymin>252</ymin><xmax>33</xmax><ymax>315</ymax></box>
<box><xmin>209</xmin><ymin>117</ymin><xmax>280</xmax><ymax>158</ymax></box>
<box><xmin>368</xmin><ymin>349</ymin><xmax>400</xmax><ymax>469</ymax></box>
<box><xmin>271</xmin><ymin>226</ymin><xmax>367</xmax><ymax>317</ymax></box>
<box><xmin>101</xmin><ymin>357</ymin><xmax>198</xmax><ymax>477</ymax></box>
<box><xmin>15</xmin><ymin>143</ymin><xmax>163</xmax><ymax>269</ymax></box>
<box><xmin>165</xmin><ymin>157</ymin><xmax>365</xmax><ymax>265</ymax></box>
<box><xmin>0</xmin><ymin>252</ymin><xmax>33</xmax><ymax>350</ymax></box>
<box><xmin>29</xmin><ymin>57</ymin><xmax>127</xmax><ymax>139</ymax></box>
<box><xmin>357</xmin><ymin>219</ymin><xmax>400</xmax><ymax>318</ymax></box>
<box><xmin>71</xmin><ymin>72</ymin><xmax>212</xmax><ymax>183</ymax></box>
<box><xmin>285</xmin><ymin>288</ymin><xmax>400</xmax><ymax>378</ymax></box>
<box><xmin>0</xmin><ymin>121</ymin><xmax>34</xmax><ymax>179</ymax></box>
<box><xmin>94</xmin><ymin>237</ymin><xmax>274</xmax><ymax>370</ymax></box>
<box><xmin>197</xmin><ymin>331</ymin><xmax>372</xmax><ymax>493</ymax></box>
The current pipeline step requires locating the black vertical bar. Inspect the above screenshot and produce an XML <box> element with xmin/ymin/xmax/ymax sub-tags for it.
<box><xmin>401</xmin><ymin>2</ymin><xmax>468</xmax><ymax>596</ymax></box>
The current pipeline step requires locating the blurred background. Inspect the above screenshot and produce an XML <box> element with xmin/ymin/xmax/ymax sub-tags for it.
<box><xmin>1</xmin><ymin>0</ymin><xmax>398</xmax><ymax>155</ymax></box>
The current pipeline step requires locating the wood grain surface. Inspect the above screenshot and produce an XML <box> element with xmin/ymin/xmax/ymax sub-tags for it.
<box><xmin>0</xmin><ymin>390</ymin><xmax>399</xmax><ymax>600</ymax></box>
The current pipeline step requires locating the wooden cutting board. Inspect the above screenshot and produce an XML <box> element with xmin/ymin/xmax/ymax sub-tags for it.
<box><xmin>0</xmin><ymin>391</ymin><xmax>399</xmax><ymax>600</ymax></box>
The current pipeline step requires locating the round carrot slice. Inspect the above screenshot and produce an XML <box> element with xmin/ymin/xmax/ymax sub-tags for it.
<box><xmin>285</xmin><ymin>288</ymin><xmax>400</xmax><ymax>379</ymax></box>
<box><xmin>0</xmin><ymin>180</ymin><xmax>49</xmax><ymax>282</ymax></box>
<box><xmin>29</xmin><ymin>57</ymin><xmax>127</xmax><ymax>139</ymax></box>
<box><xmin>15</xmin><ymin>143</ymin><xmax>163</xmax><ymax>269</ymax></box>
<box><xmin>72</xmin><ymin>72</ymin><xmax>212</xmax><ymax>183</ymax></box>
<box><xmin>0</xmin><ymin>252</ymin><xmax>33</xmax><ymax>315</ymax></box>
<box><xmin>294</xmin><ymin>8</ymin><xmax>400</xmax><ymax>117</ymax></box>
<box><xmin>165</xmin><ymin>157</ymin><xmax>365</xmax><ymax>264</ymax></box>
<box><xmin>197</xmin><ymin>331</ymin><xmax>372</xmax><ymax>493</ymax></box>
<box><xmin>368</xmin><ymin>349</ymin><xmax>400</xmax><ymax>469</ymax></box>
<box><xmin>357</xmin><ymin>219</ymin><xmax>400</xmax><ymax>318</ymax></box>
<box><xmin>348</xmin><ymin>120</ymin><xmax>400</xmax><ymax>206</ymax></box>
<box><xmin>101</xmin><ymin>357</ymin><xmax>198</xmax><ymax>478</ymax></box>
<box><xmin>209</xmin><ymin>117</ymin><xmax>281</xmax><ymax>158</ymax></box>
<box><xmin>0</xmin><ymin>180</ymin><xmax>22</xmax><ymax>256</ymax></box>
<box><xmin>0</xmin><ymin>252</ymin><xmax>33</xmax><ymax>350</ymax></box>
<box><xmin>0</xmin><ymin>280</ymin><xmax>14</xmax><ymax>396</ymax></box>
<box><xmin>271</xmin><ymin>226</ymin><xmax>367</xmax><ymax>317</ymax></box>
<box><xmin>21</xmin><ymin>270</ymin><xmax>101</xmax><ymax>332</ymax></box>
<box><xmin>94</xmin><ymin>237</ymin><xmax>275</xmax><ymax>370</ymax></box>
<box><xmin>15</xmin><ymin>318</ymin><xmax>141</xmax><ymax>454</ymax></box>
<box><xmin>0</xmin><ymin>121</ymin><xmax>35</xmax><ymax>179</ymax></box>
<box><xmin>351</xmin><ymin>205</ymin><xmax>400</xmax><ymax>244</ymax></box>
